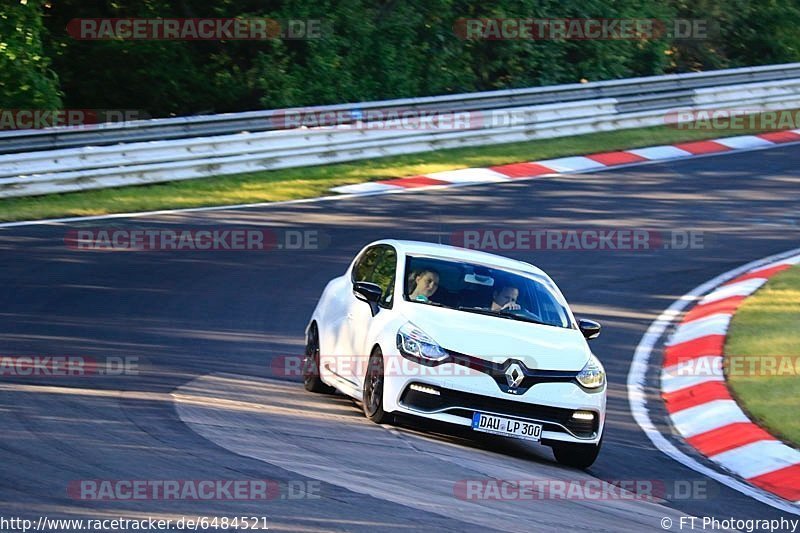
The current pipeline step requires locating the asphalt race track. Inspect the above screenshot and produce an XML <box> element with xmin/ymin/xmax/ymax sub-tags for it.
<box><xmin>1</xmin><ymin>145</ymin><xmax>799</xmax><ymax>531</ymax></box>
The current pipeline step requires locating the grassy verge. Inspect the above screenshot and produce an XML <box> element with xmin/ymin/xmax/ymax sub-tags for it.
<box><xmin>726</xmin><ymin>265</ymin><xmax>800</xmax><ymax>448</ymax></box>
<box><xmin>0</xmin><ymin>114</ymin><xmax>796</xmax><ymax>222</ymax></box>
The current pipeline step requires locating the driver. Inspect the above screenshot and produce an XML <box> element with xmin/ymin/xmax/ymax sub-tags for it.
<box><xmin>491</xmin><ymin>284</ymin><xmax>521</xmax><ymax>311</ymax></box>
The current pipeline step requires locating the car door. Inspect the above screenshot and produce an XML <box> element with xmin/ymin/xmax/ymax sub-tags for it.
<box><xmin>341</xmin><ymin>245</ymin><xmax>398</xmax><ymax>389</ymax></box>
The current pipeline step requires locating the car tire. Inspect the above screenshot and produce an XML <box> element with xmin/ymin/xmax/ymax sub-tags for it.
<box><xmin>363</xmin><ymin>347</ymin><xmax>393</xmax><ymax>424</ymax></box>
<box><xmin>551</xmin><ymin>437</ymin><xmax>602</xmax><ymax>469</ymax></box>
<box><xmin>303</xmin><ymin>323</ymin><xmax>335</xmax><ymax>394</ymax></box>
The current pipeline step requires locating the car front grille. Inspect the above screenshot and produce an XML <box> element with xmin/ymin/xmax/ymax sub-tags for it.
<box><xmin>399</xmin><ymin>383</ymin><xmax>598</xmax><ymax>439</ymax></box>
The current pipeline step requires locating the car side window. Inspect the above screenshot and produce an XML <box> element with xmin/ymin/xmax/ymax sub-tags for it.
<box><xmin>372</xmin><ymin>248</ymin><xmax>397</xmax><ymax>307</ymax></box>
<box><xmin>352</xmin><ymin>246</ymin><xmax>382</xmax><ymax>284</ymax></box>
<box><xmin>351</xmin><ymin>245</ymin><xmax>397</xmax><ymax>308</ymax></box>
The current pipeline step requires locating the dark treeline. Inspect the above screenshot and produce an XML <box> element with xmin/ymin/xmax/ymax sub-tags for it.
<box><xmin>2</xmin><ymin>0</ymin><xmax>799</xmax><ymax>117</ymax></box>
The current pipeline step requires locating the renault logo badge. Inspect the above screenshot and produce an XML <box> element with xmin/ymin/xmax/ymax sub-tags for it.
<box><xmin>505</xmin><ymin>362</ymin><xmax>524</xmax><ymax>388</ymax></box>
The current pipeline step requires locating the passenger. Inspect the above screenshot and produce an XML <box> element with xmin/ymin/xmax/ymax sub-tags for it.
<box><xmin>407</xmin><ymin>268</ymin><xmax>440</xmax><ymax>302</ymax></box>
<box><xmin>491</xmin><ymin>284</ymin><xmax>521</xmax><ymax>311</ymax></box>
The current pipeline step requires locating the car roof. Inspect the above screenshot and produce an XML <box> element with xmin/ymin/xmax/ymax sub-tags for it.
<box><xmin>369</xmin><ymin>239</ymin><xmax>548</xmax><ymax>278</ymax></box>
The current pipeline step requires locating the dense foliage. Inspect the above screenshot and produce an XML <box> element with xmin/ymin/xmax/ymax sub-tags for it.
<box><xmin>2</xmin><ymin>0</ymin><xmax>799</xmax><ymax>117</ymax></box>
<box><xmin>0</xmin><ymin>0</ymin><xmax>62</xmax><ymax>109</ymax></box>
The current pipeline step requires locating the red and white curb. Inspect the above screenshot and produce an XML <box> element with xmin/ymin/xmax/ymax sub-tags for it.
<box><xmin>628</xmin><ymin>248</ymin><xmax>800</xmax><ymax>514</ymax></box>
<box><xmin>661</xmin><ymin>254</ymin><xmax>800</xmax><ymax>505</ymax></box>
<box><xmin>330</xmin><ymin>130</ymin><xmax>800</xmax><ymax>195</ymax></box>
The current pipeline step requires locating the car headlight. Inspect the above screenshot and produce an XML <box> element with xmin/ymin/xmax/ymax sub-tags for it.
<box><xmin>576</xmin><ymin>353</ymin><xmax>605</xmax><ymax>389</ymax></box>
<box><xmin>396</xmin><ymin>323</ymin><xmax>449</xmax><ymax>363</ymax></box>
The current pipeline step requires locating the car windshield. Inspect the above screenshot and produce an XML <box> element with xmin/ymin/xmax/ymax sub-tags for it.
<box><xmin>403</xmin><ymin>255</ymin><xmax>572</xmax><ymax>329</ymax></box>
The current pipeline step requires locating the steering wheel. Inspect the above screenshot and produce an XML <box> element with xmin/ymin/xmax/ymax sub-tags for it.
<box><xmin>507</xmin><ymin>306</ymin><xmax>544</xmax><ymax>322</ymax></box>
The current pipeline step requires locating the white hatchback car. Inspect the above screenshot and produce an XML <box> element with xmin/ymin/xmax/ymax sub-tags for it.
<box><xmin>304</xmin><ymin>240</ymin><xmax>606</xmax><ymax>468</ymax></box>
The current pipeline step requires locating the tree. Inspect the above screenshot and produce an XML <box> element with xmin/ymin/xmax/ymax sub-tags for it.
<box><xmin>0</xmin><ymin>0</ymin><xmax>62</xmax><ymax>109</ymax></box>
<box><xmin>11</xmin><ymin>0</ymin><xmax>799</xmax><ymax>118</ymax></box>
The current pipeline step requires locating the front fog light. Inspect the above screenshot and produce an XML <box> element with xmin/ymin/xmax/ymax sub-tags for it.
<box><xmin>410</xmin><ymin>383</ymin><xmax>441</xmax><ymax>396</ymax></box>
<box><xmin>576</xmin><ymin>353</ymin><xmax>605</xmax><ymax>389</ymax></box>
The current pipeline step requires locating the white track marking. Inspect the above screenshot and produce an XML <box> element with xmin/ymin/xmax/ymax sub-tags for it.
<box><xmin>661</xmin><ymin>356</ymin><xmax>725</xmax><ymax>394</ymax></box>
<box><xmin>699</xmin><ymin>278</ymin><xmax>767</xmax><ymax>305</ymax></box>
<box><xmin>627</xmin><ymin>146</ymin><xmax>693</xmax><ymax>160</ymax></box>
<box><xmin>669</xmin><ymin>400</ymin><xmax>751</xmax><ymax>436</ymax></box>
<box><xmin>715</xmin><ymin>136</ymin><xmax>774</xmax><ymax>150</ymax></box>
<box><xmin>330</xmin><ymin>182</ymin><xmax>402</xmax><ymax>194</ymax></box>
<box><xmin>711</xmin><ymin>441</ymin><xmax>800</xmax><ymax>480</ymax></box>
<box><xmin>666</xmin><ymin>314</ymin><xmax>732</xmax><ymax>346</ymax></box>
<box><xmin>534</xmin><ymin>156</ymin><xmax>606</xmax><ymax>172</ymax></box>
<box><xmin>424</xmin><ymin>168</ymin><xmax>511</xmax><ymax>183</ymax></box>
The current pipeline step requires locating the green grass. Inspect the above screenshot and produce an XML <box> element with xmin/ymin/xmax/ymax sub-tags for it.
<box><xmin>0</xmin><ymin>113</ymin><xmax>796</xmax><ymax>222</ymax></box>
<box><xmin>726</xmin><ymin>265</ymin><xmax>800</xmax><ymax>448</ymax></box>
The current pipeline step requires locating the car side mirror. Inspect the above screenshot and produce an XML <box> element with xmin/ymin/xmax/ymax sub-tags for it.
<box><xmin>353</xmin><ymin>281</ymin><xmax>382</xmax><ymax>316</ymax></box>
<box><xmin>578</xmin><ymin>318</ymin><xmax>601</xmax><ymax>340</ymax></box>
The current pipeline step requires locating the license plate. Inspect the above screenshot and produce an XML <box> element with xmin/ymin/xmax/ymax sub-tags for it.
<box><xmin>471</xmin><ymin>412</ymin><xmax>542</xmax><ymax>441</ymax></box>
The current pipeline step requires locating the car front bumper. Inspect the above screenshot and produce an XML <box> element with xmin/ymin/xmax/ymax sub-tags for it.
<box><xmin>381</xmin><ymin>352</ymin><xmax>606</xmax><ymax>445</ymax></box>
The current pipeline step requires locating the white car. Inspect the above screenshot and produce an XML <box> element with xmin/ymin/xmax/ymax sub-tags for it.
<box><xmin>304</xmin><ymin>240</ymin><xmax>606</xmax><ymax>468</ymax></box>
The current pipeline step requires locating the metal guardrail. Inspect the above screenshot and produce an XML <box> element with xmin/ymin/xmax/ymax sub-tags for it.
<box><xmin>1</xmin><ymin>64</ymin><xmax>799</xmax><ymax>198</ymax></box>
<box><xmin>2</xmin><ymin>63</ymin><xmax>800</xmax><ymax>154</ymax></box>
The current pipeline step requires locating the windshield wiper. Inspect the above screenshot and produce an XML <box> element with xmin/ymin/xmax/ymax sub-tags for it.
<box><xmin>457</xmin><ymin>306</ymin><xmax>549</xmax><ymax>326</ymax></box>
<box><xmin>457</xmin><ymin>306</ymin><xmax>494</xmax><ymax>314</ymax></box>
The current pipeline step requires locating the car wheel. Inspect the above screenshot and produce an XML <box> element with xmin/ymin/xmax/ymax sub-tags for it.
<box><xmin>303</xmin><ymin>324</ymin><xmax>335</xmax><ymax>394</ymax></box>
<box><xmin>363</xmin><ymin>347</ymin><xmax>393</xmax><ymax>424</ymax></box>
<box><xmin>551</xmin><ymin>437</ymin><xmax>602</xmax><ymax>469</ymax></box>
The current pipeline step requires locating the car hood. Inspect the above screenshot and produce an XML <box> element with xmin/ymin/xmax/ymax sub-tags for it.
<box><xmin>399</xmin><ymin>304</ymin><xmax>591</xmax><ymax>371</ymax></box>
